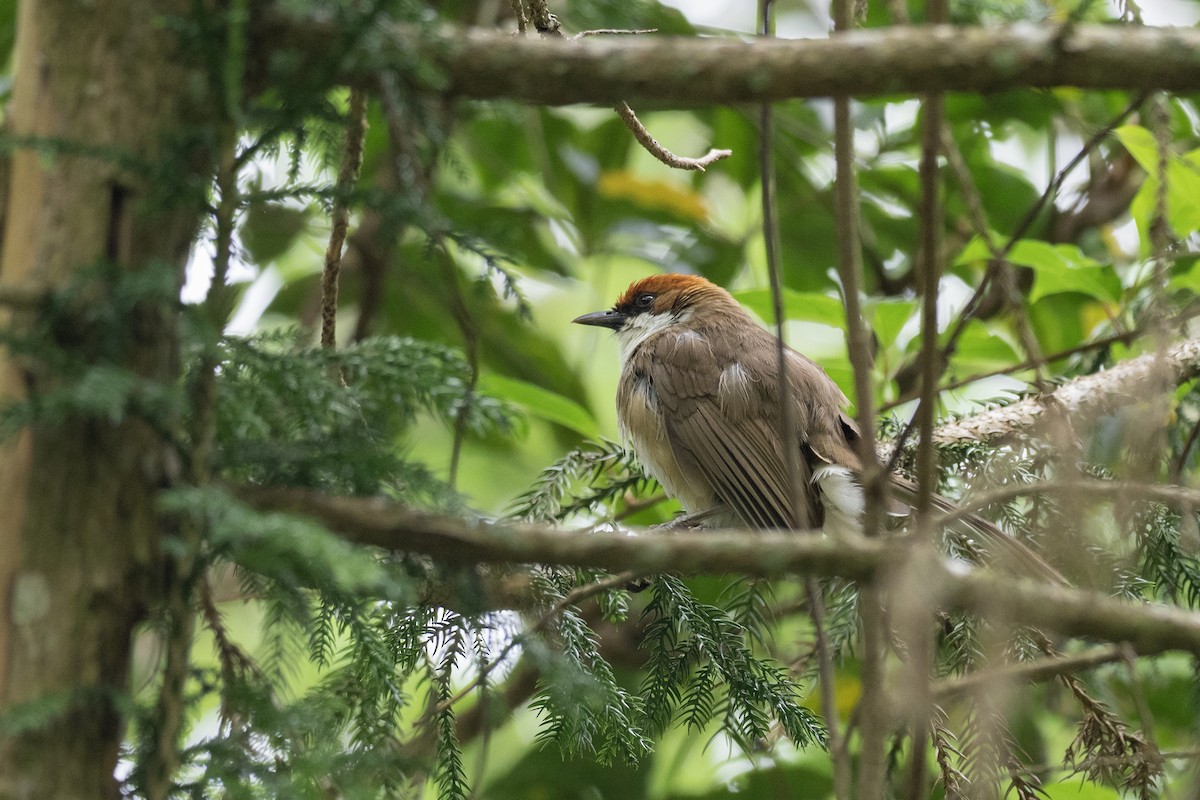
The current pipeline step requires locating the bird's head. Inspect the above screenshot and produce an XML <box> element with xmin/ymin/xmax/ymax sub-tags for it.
<box><xmin>573</xmin><ymin>274</ymin><xmax>742</xmax><ymax>356</ymax></box>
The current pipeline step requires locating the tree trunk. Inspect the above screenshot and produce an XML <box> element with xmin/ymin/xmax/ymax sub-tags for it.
<box><xmin>0</xmin><ymin>1</ymin><xmax>214</xmax><ymax>796</ymax></box>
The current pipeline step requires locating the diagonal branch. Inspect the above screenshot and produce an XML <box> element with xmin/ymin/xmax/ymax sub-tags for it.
<box><xmin>232</xmin><ymin>483</ymin><xmax>1200</xmax><ymax>657</ymax></box>
<box><xmin>927</xmin><ymin>335</ymin><xmax>1200</xmax><ymax>447</ymax></box>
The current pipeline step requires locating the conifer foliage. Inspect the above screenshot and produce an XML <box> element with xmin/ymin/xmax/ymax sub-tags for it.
<box><xmin>4</xmin><ymin>0</ymin><xmax>1200</xmax><ymax>798</ymax></box>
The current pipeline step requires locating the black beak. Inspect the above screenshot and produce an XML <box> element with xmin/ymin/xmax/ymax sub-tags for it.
<box><xmin>572</xmin><ymin>309</ymin><xmax>626</xmax><ymax>330</ymax></box>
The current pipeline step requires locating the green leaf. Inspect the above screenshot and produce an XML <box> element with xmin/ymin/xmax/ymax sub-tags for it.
<box><xmin>957</xmin><ymin>236</ymin><xmax>1120</xmax><ymax>303</ymax></box>
<box><xmin>240</xmin><ymin>201</ymin><xmax>311</xmax><ymax>265</ymax></box>
<box><xmin>869</xmin><ymin>299</ymin><xmax>917</xmax><ymax>349</ymax></box>
<box><xmin>477</xmin><ymin>373</ymin><xmax>599</xmax><ymax>438</ymax></box>
<box><xmin>1115</xmin><ymin>124</ymin><xmax>1160</xmax><ymax>173</ymax></box>
<box><xmin>1170</xmin><ymin>258</ymin><xmax>1200</xmax><ymax>294</ymax></box>
<box><xmin>732</xmin><ymin>289</ymin><xmax>845</xmax><ymax>329</ymax></box>
<box><xmin>1115</xmin><ymin>124</ymin><xmax>1200</xmax><ymax>247</ymax></box>
<box><xmin>948</xmin><ymin>320</ymin><xmax>1020</xmax><ymax>374</ymax></box>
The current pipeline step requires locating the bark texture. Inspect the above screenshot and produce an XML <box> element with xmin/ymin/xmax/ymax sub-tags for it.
<box><xmin>265</xmin><ymin>17</ymin><xmax>1200</xmax><ymax>104</ymax></box>
<box><xmin>235</xmin><ymin>484</ymin><xmax>1200</xmax><ymax>658</ymax></box>
<box><xmin>0</xmin><ymin>2</ymin><xmax>212</xmax><ymax>797</ymax></box>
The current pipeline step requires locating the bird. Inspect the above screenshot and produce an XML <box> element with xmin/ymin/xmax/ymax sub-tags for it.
<box><xmin>573</xmin><ymin>272</ymin><xmax>1066</xmax><ymax>583</ymax></box>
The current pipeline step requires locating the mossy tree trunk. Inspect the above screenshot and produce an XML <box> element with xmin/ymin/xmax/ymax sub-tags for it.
<box><xmin>0</xmin><ymin>1</ymin><xmax>218</xmax><ymax>796</ymax></box>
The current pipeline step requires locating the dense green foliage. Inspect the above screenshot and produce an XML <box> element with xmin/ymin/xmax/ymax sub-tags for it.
<box><xmin>6</xmin><ymin>0</ymin><xmax>1200</xmax><ymax>797</ymax></box>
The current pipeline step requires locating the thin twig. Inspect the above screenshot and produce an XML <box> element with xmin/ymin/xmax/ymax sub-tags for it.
<box><xmin>933</xmin><ymin>645</ymin><xmax>1124</xmax><ymax>702</ymax></box>
<box><xmin>509</xmin><ymin>0</ymin><xmax>527</xmax><ymax>35</ymax></box>
<box><xmin>320</xmin><ymin>88</ymin><xmax>369</xmax><ymax>351</ymax></box>
<box><xmin>145</xmin><ymin>138</ymin><xmax>240</xmax><ymax>800</ymax></box>
<box><xmin>757</xmin><ymin>0</ymin><xmax>845</xmax><ymax>785</ymax></box>
<box><xmin>934</xmin><ymin>476</ymin><xmax>1200</xmax><ymax>530</ymax></box>
<box><xmin>938</xmin><ymin>91</ymin><xmax>1148</xmax><ymax>363</ymax></box>
<box><xmin>941</xmin><ymin>124</ymin><xmax>1049</xmax><ymax>387</ymax></box>
<box><xmin>523</xmin><ymin>6</ymin><xmax>731</xmax><ymax>170</ymax></box>
<box><xmin>827</xmin><ymin>0</ymin><xmax>888</xmax><ymax>793</ymax></box>
<box><xmin>615</xmin><ymin>102</ymin><xmax>732</xmax><ymax>172</ymax></box>
<box><xmin>1173</xmin><ymin>414</ymin><xmax>1200</xmax><ymax>481</ymax></box>
<box><xmin>808</xmin><ymin>579</ymin><xmax>851</xmax><ymax>799</ymax></box>
<box><xmin>880</xmin><ymin>304</ymin><xmax>1200</xmax><ymax>413</ymax></box>
<box><xmin>573</xmin><ymin>28</ymin><xmax>656</xmax><ymax>38</ymax></box>
<box><xmin>904</xmin><ymin>7</ymin><xmax>947</xmax><ymax>790</ymax></box>
<box><xmin>438</xmin><ymin>245</ymin><xmax>480</xmax><ymax>490</ymax></box>
<box><xmin>758</xmin><ymin>0</ymin><xmax>810</xmax><ymax>529</ymax></box>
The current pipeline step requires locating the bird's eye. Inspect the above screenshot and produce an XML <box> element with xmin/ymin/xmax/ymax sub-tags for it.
<box><xmin>636</xmin><ymin>293</ymin><xmax>655</xmax><ymax>308</ymax></box>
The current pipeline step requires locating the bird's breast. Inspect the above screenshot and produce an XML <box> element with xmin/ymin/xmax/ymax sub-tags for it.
<box><xmin>617</xmin><ymin>367</ymin><xmax>716</xmax><ymax>514</ymax></box>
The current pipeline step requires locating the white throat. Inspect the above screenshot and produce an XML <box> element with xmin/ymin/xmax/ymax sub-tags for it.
<box><xmin>615</xmin><ymin>309</ymin><xmax>692</xmax><ymax>361</ymax></box>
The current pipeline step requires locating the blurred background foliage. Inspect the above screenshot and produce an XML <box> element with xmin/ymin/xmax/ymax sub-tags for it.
<box><xmin>7</xmin><ymin>0</ymin><xmax>1200</xmax><ymax>795</ymax></box>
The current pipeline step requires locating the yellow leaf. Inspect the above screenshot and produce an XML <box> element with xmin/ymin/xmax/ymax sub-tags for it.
<box><xmin>597</xmin><ymin>170</ymin><xmax>709</xmax><ymax>222</ymax></box>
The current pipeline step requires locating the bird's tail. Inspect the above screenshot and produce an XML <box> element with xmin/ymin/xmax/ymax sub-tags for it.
<box><xmin>888</xmin><ymin>474</ymin><xmax>1070</xmax><ymax>586</ymax></box>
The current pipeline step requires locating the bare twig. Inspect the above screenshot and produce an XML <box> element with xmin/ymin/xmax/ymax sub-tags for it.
<box><xmin>438</xmin><ymin>245</ymin><xmax>480</xmax><ymax>490</ymax></box>
<box><xmin>614</xmin><ymin>102</ymin><xmax>732</xmax><ymax>171</ymax></box>
<box><xmin>937</xmin><ymin>92</ymin><xmax>1147</xmax><ymax>363</ymax></box>
<box><xmin>1174</xmin><ymin>414</ymin><xmax>1200</xmax><ymax>481</ymax></box>
<box><xmin>320</xmin><ymin>88</ymin><xmax>369</xmax><ymax>351</ymax></box>
<box><xmin>523</xmin><ymin>5</ymin><xmax>730</xmax><ymax>170</ymax></box>
<box><xmin>145</xmin><ymin>139</ymin><xmax>241</xmax><ymax>800</ymax></box>
<box><xmin>509</xmin><ymin>0</ymin><xmax>527</xmax><ymax>35</ymax></box>
<box><xmin>903</xmin><ymin>6</ymin><xmax>947</xmax><ymax>788</ymax></box>
<box><xmin>934</xmin><ymin>476</ymin><xmax>1200</xmax><ymax>533</ymax></box>
<box><xmin>880</xmin><ymin>304</ymin><xmax>1200</xmax><ymax>413</ymax></box>
<box><xmin>825</xmin><ymin>0</ymin><xmax>889</xmax><ymax>791</ymax></box>
<box><xmin>758</xmin><ymin>0</ymin><xmax>810</xmax><ymax>530</ymax></box>
<box><xmin>933</xmin><ymin>645</ymin><xmax>1124</xmax><ymax>702</ymax></box>
<box><xmin>808</xmin><ymin>578</ymin><xmax>850</xmax><ymax>799</ymax></box>
<box><xmin>941</xmin><ymin>124</ymin><xmax>1050</xmax><ymax>387</ymax></box>
<box><xmin>573</xmin><ymin>28</ymin><xmax>656</xmax><ymax>38</ymax></box>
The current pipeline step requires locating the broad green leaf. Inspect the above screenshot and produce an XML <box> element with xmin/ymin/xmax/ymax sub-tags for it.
<box><xmin>1170</xmin><ymin>258</ymin><xmax>1200</xmax><ymax>294</ymax></box>
<box><xmin>240</xmin><ymin>201</ymin><xmax>311</xmax><ymax>266</ymax></box>
<box><xmin>957</xmin><ymin>236</ymin><xmax>1120</xmax><ymax>303</ymax></box>
<box><xmin>477</xmin><ymin>373</ymin><xmax>598</xmax><ymax>438</ymax></box>
<box><xmin>1114</xmin><ymin>124</ymin><xmax>1159</xmax><ymax>172</ymax></box>
<box><xmin>1115</xmin><ymin>124</ymin><xmax>1200</xmax><ymax>246</ymax></box>
<box><xmin>948</xmin><ymin>320</ymin><xmax>1020</xmax><ymax>374</ymax></box>
<box><xmin>870</xmin><ymin>299</ymin><xmax>917</xmax><ymax>349</ymax></box>
<box><xmin>732</xmin><ymin>289</ymin><xmax>845</xmax><ymax>329</ymax></box>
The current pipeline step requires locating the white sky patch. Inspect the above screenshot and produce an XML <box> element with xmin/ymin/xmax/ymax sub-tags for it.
<box><xmin>1130</xmin><ymin>0</ymin><xmax>1200</xmax><ymax>24</ymax></box>
<box><xmin>424</xmin><ymin>609</ymin><xmax>524</xmax><ymax>689</ymax></box>
<box><xmin>1111</xmin><ymin>216</ymin><xmax>1141</xmax><ymax>257</ymax></box>
<box><xmin>181</xmin><ymin>238</ymin><xmax>258</xmax><ymax>306</ymax></box>
<box><xmin>224</xmin><ymin>267</ymin><xmax>285</xmax><ymax>337</ymax></box>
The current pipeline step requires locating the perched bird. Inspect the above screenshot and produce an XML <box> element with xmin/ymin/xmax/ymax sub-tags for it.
<box><xmin>573</xmin><ymin>273</ymin><xmax>1065</xmax><ymax>583</ymax></box>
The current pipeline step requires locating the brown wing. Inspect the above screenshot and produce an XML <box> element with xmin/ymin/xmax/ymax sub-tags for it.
<box><xmin>637</xmin><ymin>323</ymin><xmax>858</xmax><ymax>529</ymax></box>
